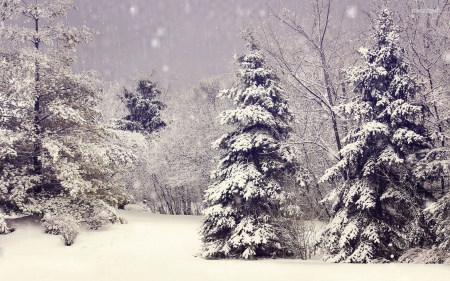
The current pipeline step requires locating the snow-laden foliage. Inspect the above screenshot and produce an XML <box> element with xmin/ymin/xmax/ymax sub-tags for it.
<box><xmin>42</xmin><ymin>213</ymin><xmax>71</xmax><ymax>235</ymax></box>
<box><xmin>41</xmin><ymin>213</ymin><xmax>80</xmax><ymax>245</ymax></box>
<box><xmin>59</xmin><ymin>216</ymin><xmax>80</xmax><ymax>246</ymax></box>
<box><xmin>0</xmin><ymin>213</ymin><xmax>14</xmax><ymax>234</ymax></box>
<box><xmin>401</xmin><ymin>4</ymin><xmax>450</xmax><ymax>249</ymax></box>
<box><xmin>0</xmin><ymin>1</ymin><xmax>134</xmax><ymax>225</ymax></box>
<box><xmin>422</xmin><ymin>191</ymin><xmax>450</xmax><ymax>250</ymax></box>
<box><xmin>319</xmin><ymin>9</ymin><xmax>433</xmax><ymax>263</ymax></box>
<box><xmin>399</xmin><ymin>248</ymin><xmax>450</xmax><ymax>264</ymax></box>
<box><xmin>118</xmin><ymin>77</ymin><xmax>166</xmax><ymax>134</ymax></box>
<box><xmin>201</xmin><ymin>45</ymin><xmax>302</xmax><ymax>259</ymax></box>
<box><xmin>414</xmin><ymin>142</ymin><xmax>450</xmax><ymax>250</ymax></box>
<box><xmin>85</xmin><ymin>201</ymin><xmax>116</xmax><ymax>230</ymax></box>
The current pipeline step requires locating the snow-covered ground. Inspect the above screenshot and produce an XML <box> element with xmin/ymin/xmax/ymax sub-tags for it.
<box><xmin>1</xmin><ymin>210</ymin><xmax>449</xmax><ymax>281</ymax></box>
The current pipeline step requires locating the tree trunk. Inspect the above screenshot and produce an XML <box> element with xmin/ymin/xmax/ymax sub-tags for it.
<box><xmin>33</xmin><ymin>17</ymin><xmax>43</xmax><ymax>182</ymax></box>
<box><xmin>320</xmin><ymin>51</ymin><xmax>342</xmax><ymax>154</ymax></box>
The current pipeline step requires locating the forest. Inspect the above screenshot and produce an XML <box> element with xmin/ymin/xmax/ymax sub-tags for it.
<box><xmin>1</xmin><ymin>0</ymin><xmax>450</xmax><ymax>271</ymax></box>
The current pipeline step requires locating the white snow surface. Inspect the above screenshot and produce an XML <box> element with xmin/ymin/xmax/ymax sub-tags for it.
<box><xmin>1</xmin><ymin>210</ymin><xmax>449</xmax><ymax>280</ymax></box>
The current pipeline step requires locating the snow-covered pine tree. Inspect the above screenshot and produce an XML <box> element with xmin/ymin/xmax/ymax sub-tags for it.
<box><xmin>0</xmin><ymin>0</ymin><xmax>133</xmax><ymax>223</ymax></box>
<box><xmin>420</xmin><ymin>190</ymin><xmax>450</xmax><ymax>250</ymax></box>
<box><xmin>319</xmin><ymin>8</ymin><xmax>433</xmax><ymax>263</ymax></box>
<box><xmin>413</xmin><ymin>116</ymin><xmax>450</xmax><ymax>251</ymax></box>
<box><xmin>118</xmin><ymin>76</ymin><xmax>166</xmax><ymax>134</ymax></box>
<box><xmin>201</xmin><ymin>43</ymin><xmax>299</xmax><ymax>259</ymax></box>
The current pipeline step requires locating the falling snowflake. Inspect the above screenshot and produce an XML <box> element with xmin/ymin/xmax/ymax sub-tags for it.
<box><xmin>151</xmin><ymin>38</ymin><xmax>160</xmax><ymax>48</ymax></box>
<box><xmin>346</xmin><ymin>6</ymin><xmax>357</xmax><ymax>18</ymax></box>
<box><xmin>156</xmin><ymin>27</ymin><xmax>166</xmax><ymax>37</ymax></box>
<box><xmin>185</xmin><ymin>2</ymin><xmax>191</xmax><ymax>14</ymax></box>
<box><xmin>130</xmin><ymin>6</ymin><xmax>138</xmax><ymax>17</ymax></box>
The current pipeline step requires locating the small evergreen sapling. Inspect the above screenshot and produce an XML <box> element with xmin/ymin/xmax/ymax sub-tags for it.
<box><xmin>319</xmin><ymin>8</ymin><xmax>433</xmax><ymax>263</ymax></box>
<box><xmin>201</xmin><ymin>44</ymin><xmax>299</xmax><ymax>259</ymax></box>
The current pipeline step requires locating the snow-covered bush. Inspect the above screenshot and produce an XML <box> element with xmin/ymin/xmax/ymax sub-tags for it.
<box><xmin>59</xmin><ymin>217</ymin><xmax>81</xmax><ymax>246</ymax></box>
<box><xmin>85</xmin><ymin>204</ymin><xmax>116</xmax><ymax>230</ymax></box>
<box><xmin>0</xmin><ymin>213</ymin><xmax>14</xmax><ymax>234</ymax></box>
<box><xmin>42</xmin><ymin>214</ymin><xmax>66</xmax><ymax>235</ymax></box>
<box><xmin>41</xmin><ymin>214</ymin><xmax>80</xmax><ymax>245</ymax></box>
<box><xmin>399</xmin><ymin>248</ymin><xmax>450</xmax><ymax>264</ymax></box>
<box><xmin>279</xmin><ymin>219</ymin><xmax>321</xmax><ymax>259</ymax></box>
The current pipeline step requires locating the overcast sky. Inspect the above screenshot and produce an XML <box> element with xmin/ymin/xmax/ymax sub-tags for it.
<box><xmin>67</xmin><ymin>0</ymin><xmax>370</xmax><ymax>93</ymax></box>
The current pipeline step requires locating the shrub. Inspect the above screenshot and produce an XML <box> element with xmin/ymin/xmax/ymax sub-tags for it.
<box><xmin>116</xmin><ymin>216</ymin><xmax>128</xmax><ymax>224</ymax></box>
<box><xmin>41</xmin><ymin>214</ymin><xmax>80</xmax><ymax>246</ymax></box>
<box><xmin>59</xmin><ymin>218</ymin><xmax>80</xmax><ymax>246</ymax></box>
<box><xmin>143</xmin><ymin>176</ymin><xmax>204</xmax><ymax>215</ymax></box>
<box><xmin>399</xmin><ymin>248</ymin><xmax>450</xmax><ymax>264</ymax></box>
<box><xmin>0</xmin><ymin>214</ymin><xmax>14</xmax><ymax>234</ymax></box>
<box><xmin>42</xmin><ymin>214</ymin><xmax>65</xmax><ymax>235</ymax></box>
<box><xmin>279</xmin><ymin>218</ymin><xmax>321</xmax><ymax>259</ymax></box>
<box><xmin>85</xmin><ymin>206</ymin><xmax>114</xmax><ymax>230</ymax></box>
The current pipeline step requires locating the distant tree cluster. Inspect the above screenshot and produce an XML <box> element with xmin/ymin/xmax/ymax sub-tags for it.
<box><xmin>118</xmin><ymin>77</ymin><xmax>166</xmax><ymax>134</ymax></box>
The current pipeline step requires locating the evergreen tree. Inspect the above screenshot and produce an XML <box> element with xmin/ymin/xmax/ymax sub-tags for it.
<box><xmin>119</xmin><ymin>76</ymin><xmax>166</xmax><ymax>134</ymax></box>
<box><xmin>201</xmin><ymin>44</ymin><xmax>298</xmax><ymax>259</ymax></box>
<box><xmin>420</xmin><ymin>190</ymin><xmax>450</xmax><ymax>250</ymax></box>
<box><xmin>0</xmin><ymin>0</ymin><xmax>133</xmax><ymax>222</ymax></box>
<box><xmin>414</xmin><ymin>126</ymin><xmax>450</xmax><ymax>250</ymax></box>
<box><xmin>319</xmin><ymin>9</ymin><xmax>433</xmax><ymax>263</ymax></box>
